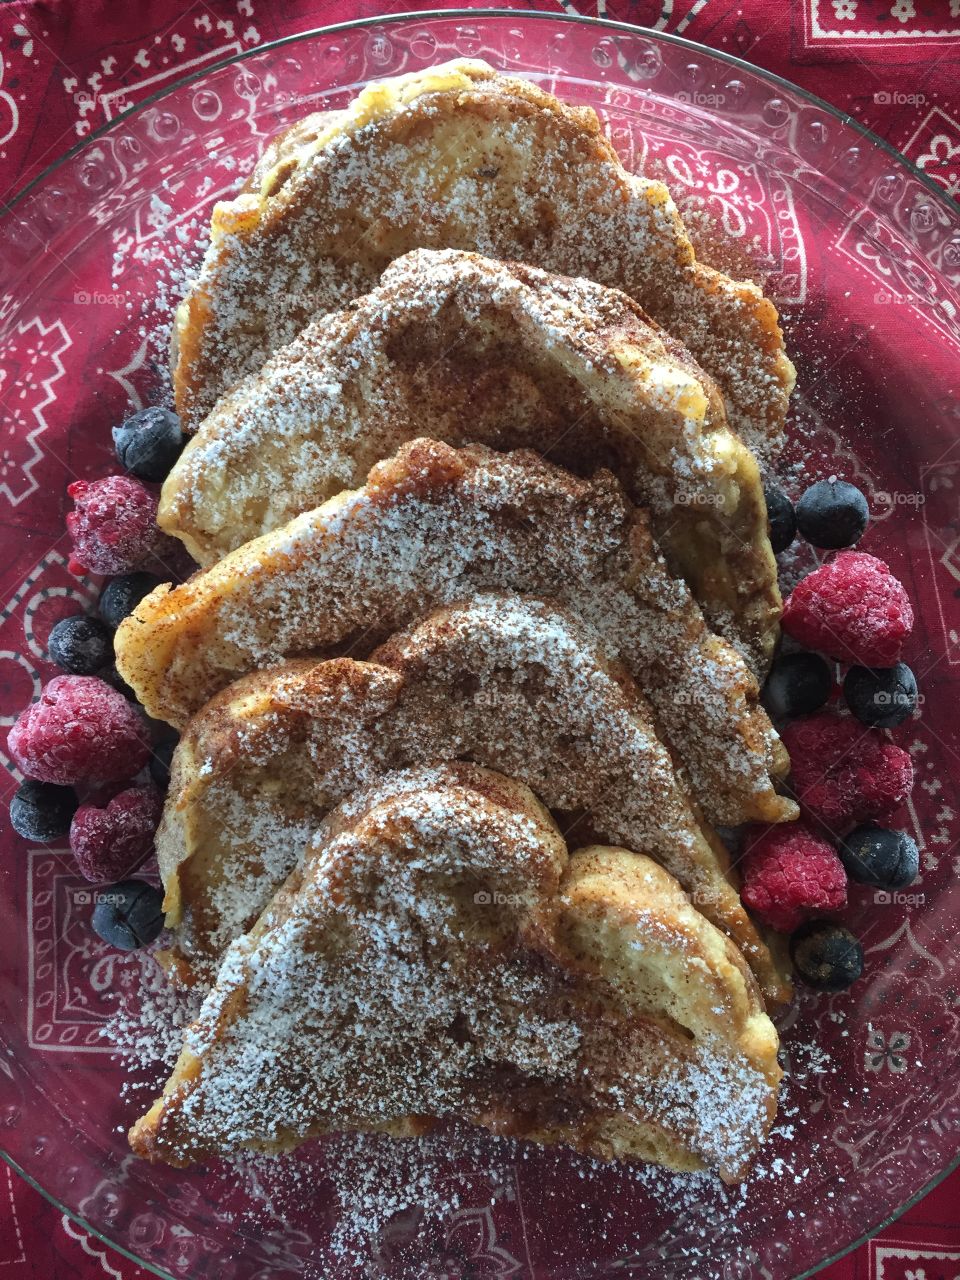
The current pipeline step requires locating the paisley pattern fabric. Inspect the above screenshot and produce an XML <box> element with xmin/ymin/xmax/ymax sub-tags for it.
<box><xmin>0</xmin><ymin>2</ymin><xmax>957</xmax><ymax>1278</ymax></box>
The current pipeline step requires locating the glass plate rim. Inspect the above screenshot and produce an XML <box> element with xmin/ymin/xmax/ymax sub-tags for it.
<box><xmin>3</xmin><ymin>1145</ymin><xmax>959</xmax><ymax>1280</ymax></box>
<box><xmin>2</xmin><ymin>5</ymin><xmax>958</xmax><ymax>220</ymax></box>
<box><xmin>0</xmin><ymin>1151</ymin><xmax>175</xmax><ymax>1280</ymax></box>
<box><xmin>1</xmin><ymin>9</ymin><xmax>958</xmax><ymax>1277</ymax></box>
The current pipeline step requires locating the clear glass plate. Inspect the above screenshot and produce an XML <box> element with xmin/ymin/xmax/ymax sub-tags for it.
<box><xmin>1</xmin><ymin>11</ymin><xmax>958</xmax><ymax>1279</ymax></box>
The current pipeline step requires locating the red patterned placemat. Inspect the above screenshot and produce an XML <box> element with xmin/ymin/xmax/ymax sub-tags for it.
<box><xmin>0</xmin><ymin>3</ymin><xmax>957</xmax><ymax>1279</ymax></box>
<box><xmin>1</xmin><ymin>0</ymin><xmax>958</xmax><ymax>207</ymax></box>
<box><xmin>2</xmin><ymin>1156</ymin><xmax>957</xmax><ymax>1279</ymax></box>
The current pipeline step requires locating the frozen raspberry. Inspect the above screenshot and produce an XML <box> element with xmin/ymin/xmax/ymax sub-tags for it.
<box><xmin>782</xmin><ymin>551</ymin><xmax>913</xmax><ymax>667</ymax></box>
<box><xmin>782</xmin><ymin>711</ymin><xmax>913</xmax><ymax>831</ymax></box>
<box><xmin>66</xmin><ymin>474</ymin><xmax>160</xmax><ymax>575</ymax></box>
<box><xmin>7</xmin><ymin>675</ymin><xmax>151</xmax><ymax>786</ymax></box>
<box><xmin>741</xmin><ymin>823</ymin><xmax>847</xmax><ymax>933</ymax></box>
<box><xmin>70</xmin><ymin>786</ymin><xmax>163</xmax><ymax>883</ymax></box>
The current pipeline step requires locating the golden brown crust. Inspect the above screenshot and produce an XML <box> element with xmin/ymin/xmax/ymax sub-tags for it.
<box><xmin>163</xmin><ymin>249</ymin><xmax>781</xmax><ymax>670</ymax></box>
<box><xmin>172</xmin><ymin>60</ymin><xmax>793</xmax><ymax>460</ymax></box>
<box><xmin>152</xmin><ymin>595</ymin><xmax>792</xmax><ymax>1004</ymax></box>
<box><xmin>130</xmin><ymin>764</ymin><xmax>781</xmax><ymax>1180</ymax></box>
<box><xmin>117</xmin><ymin>440</ymin><xmax>795</xmax><ymax>833</ymax></box>
<box><xmin>129</xmin><ymin>63</ymin><xmax>798</xmax><ymax>1190</ymax></box>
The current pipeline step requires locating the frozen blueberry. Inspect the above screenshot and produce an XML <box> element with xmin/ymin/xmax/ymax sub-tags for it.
<box><xmin>91</xmin><ymin>879</ymin><xmax>165</xmax><ymax>950</ymax></box>
<box><xmin>98</xmin><ymin>572</ymin><xmax>162</xmax><ymax>630</ymax></box>
<box><xmin>96</xmin><ymin>665</ymin><xmax>138</xmax><ymax>703</ymax></box>
<box><xmin>843</xmin><ymin>663</ymin><xmax>917</xmax><ymax>728</ymax></box>
<box><xmin>795</xmin><ymin>479</ymin><xmax>869</xmax><ymax>549</ymax></box>
<box><xmin>840</xmin><ymin>824</ymin><xmax>919</xmax><ymax>889</ymax></box>
<box><xmin>10</xmin><ymin>780</ymin><xmax>78</xmax><ymax>842</ymax></box>
<box><xmin>762</xmin><ymin>652</ymin><xmax>833</xmax><ymax>719</ymax></box>
<box><xmin>149</xmin><ymin>738</ymin><xmax>177</xmax><ymax>789</ymax></box>
<box><xmin>764</xmin><ymin>485</ymin><xmax>797</xmax><ymax>554</ymax></box>
<box><xmin>790</xmin><ymin>921</ymin><xmax>864</xmax><ymax>992</ymax></box>
<box><xmin>47</xmin><ymin>614</ymin><xmax>113</xmax><ymax>675</ymax></box>
<box><xmin>113</xmin><ymin>407</ymin><xmax>184</xmax><ymax>482</ymax></box>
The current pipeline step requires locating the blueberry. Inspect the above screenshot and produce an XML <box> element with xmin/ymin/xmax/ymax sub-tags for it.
<box><xmin>149</xmin><ymin>739</ymin><xmax>177</xmax><ymax>789</ymax></box>
<box><xmin>113</xmin><ymin>407</ymin><xmax>184</xmax><ymax>482</ymax></box>
<box><xmin>790</xmin><ymin>921</ymin><xmax>864</xmax><ymax>991</ymax></box>
<box><xmin>10</xmin><ymin>780</ymin><xmax>78</xmax><ymax>842</ymax></box>
<box><xmin>764</xmin><ymin>485</ymin><xmax>796</xmax><ymax>554</ymax></box>
<box><xmin>795</xmin><ymin>479</ymin><xmax>869</xmax><ymax>549</ymax></box>
<box><xmin>98</xmin><ymin>572</ymin><xmax>162</xmax><ymax>629</ymax></box>
<box><xmin>843</xmin><ymin>663</ymin><xmax>917</xmax><ymax>728</ymax></box>
<box><xmin>840</xmin><ymin>824</ymin><xmax>919</xmax><ymax>889</ymax></box>
<box><xmin>762</xmin><ymin>652</ymin><xmax>833</xmax><ymax>719</ymax></box>
<box><xmin>91</xmin><ymin>879</ymin><xmax>165</xmax><ymax>950</ymax></box>
<box><xmin>47</xmin><ymin>614</ymin><xmax>113</xmax><ymax>675</ymax></box>
<box><xmin>96</xmin><ymin>665</ymin><xmax>138</xmax><ymax>702</ymax></box>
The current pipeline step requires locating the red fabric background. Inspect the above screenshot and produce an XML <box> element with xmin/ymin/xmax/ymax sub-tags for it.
<box><xmin>0</xmin><ymin>1</ymin><xmax>957</xmax><ymax>1277</ymax></box>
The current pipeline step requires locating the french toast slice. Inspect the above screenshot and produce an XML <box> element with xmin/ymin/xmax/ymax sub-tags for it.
<box><xmin>155</xmin><ymin>594</ymin><xmax>791</xmax><ymax>1004</ymax></box>
<box><xmin>164</xmin><ymin>249</ymin><xmax>780</xmax><ymax>669</ymax></box>
<box><xmin>130</xmin><ymin>763</ymin><xmax>782</xmax><ymax>1181</ymax></box>
<box><xmin>172</xmin><ymin>60</ymin><xmax>794</xmax><ymax>463</ymax></box>
<box><xmin>117</xmin><ymin>440</ymin><xmax>795</xmax><ymax>831</ymax></box>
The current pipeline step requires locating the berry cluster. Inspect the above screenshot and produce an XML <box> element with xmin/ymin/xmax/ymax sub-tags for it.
<box><xmin>3</xmin><ymin>422</ymin><xmax>928</xmax><ymax>990</ymax></box>
<box><xmin>6</xmin><ymin>407</ymin><xmax>185</xmax><ymax>951</ymax></box>
<box><xmin>748</xmin><ymin>478</ymin><xmax>920</xmax><ymax>992</ymax></box>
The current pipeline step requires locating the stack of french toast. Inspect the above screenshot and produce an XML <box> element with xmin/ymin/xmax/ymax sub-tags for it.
<box><xmin>116</xmin><ymin>59</ymin><xmax>797</xmax><ymax>1184</ymax></box>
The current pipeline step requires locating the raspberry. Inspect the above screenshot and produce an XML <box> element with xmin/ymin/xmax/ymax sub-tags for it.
<box><xmin>66</xmin><ymin>474</ymin><xmax>160</xmax><ymax>575</ymax></box>
<box><xmin>782</xmin><ymin>551</ymin><xmax>913</xmax><ymax>667</ymax></box>
<box><xmin>741</xmin><ymin>823</ymin><xmax>847</xmax><ymax>933</ymax></box>
<box><xmin>70</xmin><ymin>786</ymin><xmax>164</xmax><ymax>883</ymax></box>
<box><xmin>782</xmin><ymin>711</ymin><xmax>913</xmax><ymax>832</ymax></box>
<box><xmin>7</xmin><ymin>675</ymin><xmax>151</xmax><ymax>786</ymax></box>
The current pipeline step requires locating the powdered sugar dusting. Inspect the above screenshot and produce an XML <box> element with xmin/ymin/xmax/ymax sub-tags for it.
<box><xmin>130</xmin><ymin>764</ymin><xmax>779</xmax><ymax>1189</ymax></box>
<box><xmin>174</xmin><ymin>60</ymin><xmax>793</xmax><ymax>464</ymax></box>
<box><xmin>129</xmin><ymin>442</ymin><xmax>790</xmax><ymax>837</ymax></box>
<box><xmin>104</xmin><ymin>964</ymin><xmax>829</xmax><ymax>1280</ymax></box>
<box><xmin>163</xmin><ymin>593</ymin><xmax>778</xmax><ymax>998</ymax></box>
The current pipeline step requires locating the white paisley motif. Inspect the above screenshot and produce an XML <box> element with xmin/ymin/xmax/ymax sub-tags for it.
<box><xmin>0</xmin><ymin>317</ymin><xmax>71</xmax><ymax>507</ymax></box>
<box><xmin>807</xmin><ymin>0</ymin><xmax>960</xmax><ymax>40</ymax></box>
<box><xmin>585</xmin><ymin>0</ymin><xmax>717</xmax><ymax>36</ymax></box>
<box><xmin>634</xmin><ymin>133</ymin><xmax>806</xmax><ymax>299</ymax></box>
<box><xmin>866</xmin><ymin>919</ymin><xmax>945</xmax><ymax>978</ymax></box>
<box><xmin>865</xmin><ymin>1027</ymin><xmax>912</xmax><ymax>1073</ymax></box>
<box><xmin>61</xmin><ymin>1215</ymin><xmax>125</xmax><ymax>1279</ymax></box>
<box><xmin>0</xmin><ymin>49</ymin><xmax>19</xmax><ymax>147</ymax></box>
<box><xmin>876</xmin><ymin>1248</ymin><xmax>960</xmax><ymax>1280</ymax></box>
<box><xmin>444</xmin><ymin>1206</ymin><xmax>524</xmax><ymax>1277</ymax></box>
<box><xmin>916</xmin><ymin>133</ymin><xmax>960</xmax><ymax>199</ymax></box>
